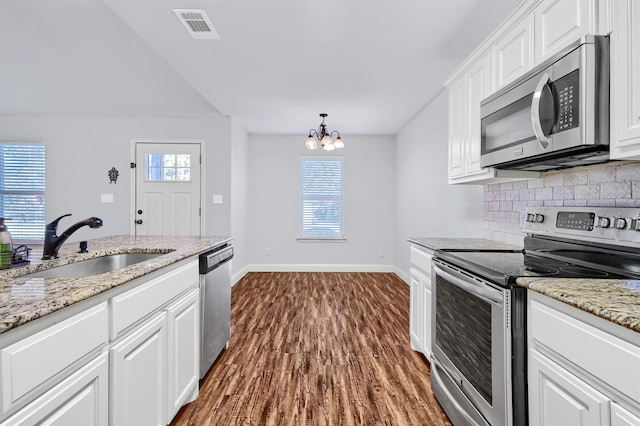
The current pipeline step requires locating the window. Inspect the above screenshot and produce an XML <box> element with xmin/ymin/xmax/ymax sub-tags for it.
<box><xmin>0</xmin><ymin>142</ymin><xmax>46</xmax><ymax>241</ymax></box>
<box><xmin>145</xmin><ymin>153</ymin><xmax>191</xmax><ymax>181</ymax></box>
<box><xmin>299</xmin><ymin>157</ymin><xmax>344</xmax><ymax>239</ymax></box>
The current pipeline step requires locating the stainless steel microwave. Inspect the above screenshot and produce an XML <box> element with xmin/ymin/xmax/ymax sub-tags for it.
<box><xmin>480</xmin><ymin>35</ymin><xmax>609</xmax><ymax>171</ymax></box>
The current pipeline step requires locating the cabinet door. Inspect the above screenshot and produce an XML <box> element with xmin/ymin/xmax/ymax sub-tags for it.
<box><xmin>110</xmin><ymin>312</ymin><xmax>167</xmax><ymax>426</ymax></box>
<box><xmin>464</xmin><ymin>55</ymin><xmax>493</xmax><ymax>175</ymax></box>
<box><xmin>422</xmin><ymin>279</ymin><xmax>432</xmax><ymax>360</ymax></box>
<box><xmin>2</xmin><ymin>353</ymin><xmax>108</xmax><ymax>426</ymax></box>
<box><xmin>448</xmin><ymin>76</ymin><xmax>467</xmax><ymax>178</ymax></box>
<box><xmin>167</xmin><ymin>288</ymin><xmax>200</xmax><ymax>420</ymax></box>
<box><xmin>529</xmin><ymin>349</ymin><xmax>610</xmax><ymax>426</ymax></box>
<box><xmin>611</xmin><ymin>403</ymin><xmax>640</xmax><ymax>426</ymax></box>
<box><xmin>409</xmin><ymin>271</ymin><xmax>425</xmax><ymax>353</ymax></box>
<box><xmin>610</xmin><ymin>0</ymin><xmax>640</xmax><ymax>159</ymax></box>
<box><xmin>534</xmin><ymin>0</ymin><xmax>596</xmax><ymax>63</ymax></box>
<box><xmin>494</xmin><ymin>15</ymin><xmax>534</xmax><ymax>90</ymax></box>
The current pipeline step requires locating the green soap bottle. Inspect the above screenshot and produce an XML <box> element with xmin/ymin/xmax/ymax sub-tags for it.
<box><xmin>0</xmin><ymin>218</ymin><xmax>13</xmax><ymax>269</ymax></box>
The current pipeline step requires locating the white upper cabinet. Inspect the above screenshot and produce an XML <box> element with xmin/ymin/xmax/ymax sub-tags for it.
<box><xmin>465</xmin><ymin>56</ymin><xmax>493</xmax><ymax>176</ymax></box>
<box><xmin>448</xmin><ymin>76</ymin><xmax>466</xmax><ymax>179</ymax></box>
<box><xmin>534</xmin><ymin>0</ymin><xmax>599</xmax><ymax>63</ymax></box>
<box><xmin>493</xmin><ymin>15</ymin><xmax>534</xmax><ymax>91</ymax></box>
<box><xmin>610</xmin><ymin>0</ymin><xmax>640</xmax><ymax>159</ymax></box>
<box><xmin>444</xmin><ymin>0</ymin><xmax>611</xmax><ymax>184</ymax></box>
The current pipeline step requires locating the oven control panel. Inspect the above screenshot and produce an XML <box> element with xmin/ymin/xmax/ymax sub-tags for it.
<box><xmin>524</xmin><ymin>207</ymin><xmax>640</xmax><ymax>245</ymax></box>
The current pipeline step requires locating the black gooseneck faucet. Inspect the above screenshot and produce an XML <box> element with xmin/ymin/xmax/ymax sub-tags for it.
<box><xmin>42</xmin><ymin>214</ymin><xmax>103</xmax><ymax>260</ymax></box>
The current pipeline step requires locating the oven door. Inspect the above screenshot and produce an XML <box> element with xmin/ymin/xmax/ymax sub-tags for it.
<box><xmin>431</xmin><ymin>258</ymin><xmax>512</xmax><ymax>426</ymax></box>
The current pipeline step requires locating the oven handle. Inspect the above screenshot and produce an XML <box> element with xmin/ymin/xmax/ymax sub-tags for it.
<box><xmin>432</xmin><ymin>263</ymin><xmax>503</xmax><ymax>305</ymax></box>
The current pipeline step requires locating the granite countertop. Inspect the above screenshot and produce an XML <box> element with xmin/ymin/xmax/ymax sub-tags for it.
<box><xmin>407</xmin><ymin>237</ymin><xmax>522</xmax><ymax>251</ymax></box>
<box><xmin>517</xmin><ymin>277</ymin><xmax>640</xmax><ymax>333</ymax></box>
<box><xmin>0</xmin><ymin>235</ymin><xmax>231</xmax><ymax>335</ymax></box>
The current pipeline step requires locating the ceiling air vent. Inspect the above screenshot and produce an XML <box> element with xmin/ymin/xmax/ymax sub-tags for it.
<box><xmin>173</xmin><ymin>9</ymin><xmax>220</xmax><ymax>40</ymax></box>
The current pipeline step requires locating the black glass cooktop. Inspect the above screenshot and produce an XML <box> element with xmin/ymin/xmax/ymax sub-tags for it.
<box><xmin>434</xmin><ymin>249</ymin><xmax>631</xmax><ymax>287</ymax></box>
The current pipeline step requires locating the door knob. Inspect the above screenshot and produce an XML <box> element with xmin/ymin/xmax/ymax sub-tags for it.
<box><xmin>135</xmin><ymin>219</ymin><xmax>143</xmax><ymax>224</ymax></box>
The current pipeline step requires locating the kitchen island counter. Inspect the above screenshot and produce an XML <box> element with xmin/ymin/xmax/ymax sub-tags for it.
<box><xmin>517</xmin><ymin>277</ymin><xmax>640</xmax><ymax>333</ymax></box>
<box><xmin>407</xmin><ymin>237</ymin><xmax>522</xmax><ymax>251</ymax></box>
<box><xmin>0</xmin><ymin>235</ymin><xmax>230</xmax><ymax>335</ymax></box>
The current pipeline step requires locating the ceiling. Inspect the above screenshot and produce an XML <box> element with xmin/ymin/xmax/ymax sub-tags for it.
<box><xmin>0</xmin><ymin>0</ymin><xmax>520</xmax><ymax>135</ymax></box>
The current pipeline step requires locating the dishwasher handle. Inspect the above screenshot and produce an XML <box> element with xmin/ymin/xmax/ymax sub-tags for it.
<box><xmin>200</xmin><ymin>246</ymin><xmax>233</xmax><ymax>274</ymax></box>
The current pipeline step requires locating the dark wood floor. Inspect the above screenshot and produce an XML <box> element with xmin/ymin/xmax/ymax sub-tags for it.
<box><xmin>171</xmin><ymin>272</ymin><xmax>451</xmax><ymax>425</ymax></box>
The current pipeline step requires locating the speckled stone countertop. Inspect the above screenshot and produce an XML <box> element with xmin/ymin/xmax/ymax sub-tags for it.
<box><xmin>0</xmin><ymin>235</ymin><xmax>231</xmax><ymax>335</ymax></box>
<box><xmin>407</xmin><ymin>237</ymin><xmax>522</xmax><ymax>251</ymax></box>
<box><xmin>517</xmin><ymin>277</ymin><xmax>640</xmax><ymax>333</ymax></box>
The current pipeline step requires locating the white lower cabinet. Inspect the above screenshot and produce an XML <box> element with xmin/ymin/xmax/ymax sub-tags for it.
<box><xmin>612</xmin><ymin>403</ymin><xmax>640</xmax><ymax>426</ymax></box>
<box><xmin>529</xmin><ymin>349</ymin><xmax>610</xmax><ymax>426</ymax></box>
<box><xmin>166</xmin><ymin>288</ymin><xmax>200</xmax><ymax>420</ymax></box>
<box><xmin>528</xmin><ymin>292</ymin><xmax>640</xmax><ymax>426</ymax></box>
<box><xmin>110</xmin><ymin>312</ymin><xmax>168</xmax><ymax>426</ymax></box>
<box><xmin>1</xmin><ymin>352</ymin><xmax>109</xmax><ymax>426</ymax></box>
<box><xmin>0</xmin><ymin>259</ymin><xmax>201</xmax><ymax>426</ymax></box>
<box><xmin>409</xmin><ymin>246</ymin><xmax>432</xmax><ymax>360</ymax></box>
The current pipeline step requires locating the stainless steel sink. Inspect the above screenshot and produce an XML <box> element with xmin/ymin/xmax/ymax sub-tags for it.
<box><xmin>23</xmin><ymin>252</ymin><xmax>164</xmax><ymax>278</ymax></box>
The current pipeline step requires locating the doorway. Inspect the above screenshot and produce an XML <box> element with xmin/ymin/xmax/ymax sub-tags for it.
<box><xmin>132</xmin><ymin>141</ymin><xmax>203</xmax><ymax>237</ymax></box>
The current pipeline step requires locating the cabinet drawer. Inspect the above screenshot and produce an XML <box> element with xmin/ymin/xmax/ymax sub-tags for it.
<box><xmin>529</xmin><ymin>298</ymin><xmax>640</xmax><ymax>402</ymax></box>
<box><xmin>410</xmin><ymin>246</ymin><xmax>432</xmax><ymax>274</ymax></box>
<box><xmin>111</xmin><ymin>261</ymin><xmax>198</xmax><ymax>339</ymax></box>
<box><xmin>0</xmin><ymin>302</ymin><xmax>108</xmax><ymax>415</ymax></box>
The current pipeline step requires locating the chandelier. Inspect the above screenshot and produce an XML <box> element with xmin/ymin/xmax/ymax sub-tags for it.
<box><xmin>305</xmin><ymin>113</ymin><xmax>344</xmax><ymax>151</ymax></box>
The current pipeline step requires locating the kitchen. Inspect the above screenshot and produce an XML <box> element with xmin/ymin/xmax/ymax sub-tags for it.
<box><xmin>1</xmin><ymin>0</ymin><xmax>640</xmax><ymax>425</ymax></box>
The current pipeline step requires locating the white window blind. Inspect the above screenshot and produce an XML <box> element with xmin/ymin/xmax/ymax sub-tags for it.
<box><xmin>0</xmin><ymin>142</ymin><xmax>46</xmax><ymax>241</ymax></box>
<box><xmin>300</xmin><ymin>157</ymin><xmax>344</xmax><ymax>239</ymax></box>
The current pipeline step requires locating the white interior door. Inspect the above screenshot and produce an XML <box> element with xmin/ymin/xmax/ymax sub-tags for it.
<box><xmin>135</xmin><ymin>142</ymin><xmax>201</xmax><ymax>236</ymax></box>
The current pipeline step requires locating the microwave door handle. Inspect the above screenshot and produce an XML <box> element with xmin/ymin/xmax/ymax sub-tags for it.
<box><xmin>531</xmin><ymin>73</ymin><xmax>552</xmax><ymax>149</ymax></box>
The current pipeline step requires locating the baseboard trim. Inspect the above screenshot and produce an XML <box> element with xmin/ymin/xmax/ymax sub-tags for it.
<box><xmin>247</xmin><ymin>264</ymin><xmax>395</xmax><ymax>273</ymax></box>
<box><xmin>394</xmin><ymin>266</ymin><xmax>410</xmax><ymax>285</ymax></box>
<box><xmin>231</xmin><ymin>265</ymin><xmax>249</xmax><ymax>287</ymax></box>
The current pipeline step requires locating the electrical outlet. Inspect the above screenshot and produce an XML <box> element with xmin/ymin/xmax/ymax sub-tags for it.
<box><xmin>101</xmin><ymin>193</ymin><xmax>114</xmax><ymax>203</ymax></box>
<box><xmin>212</xmin><ymin>195</ymin><xmax>223</xmax><ymax>204</ymax></box>
<box><xmin>379</xmin><ymin>249</ymin><xmax>384</xmax><ymax>257</ymax></box>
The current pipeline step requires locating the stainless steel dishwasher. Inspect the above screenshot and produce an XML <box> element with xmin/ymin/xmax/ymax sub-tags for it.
<box><xmin>199</xmin><ymin>244</ymin><xmax>233</xmax><ymax>379</ymax></box>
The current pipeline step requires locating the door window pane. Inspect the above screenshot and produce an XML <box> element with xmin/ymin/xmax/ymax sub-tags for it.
<box><xmin>145</xmin><ymin>153</ymin><xmax>191</xmax><ymax>182</ymax></box>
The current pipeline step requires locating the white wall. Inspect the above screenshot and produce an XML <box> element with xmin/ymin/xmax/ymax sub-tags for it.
<box><xmin>230</xmin><ymin>118</ymin><xmax>249</xmax><ymax>282</ymax></box>
<box><xmin>246</xmin><ymin>134</ymin><xmax>396</xmax><ymax>270</ymax></box>
<box><xmin>395</xmin><ymin>90</ymin><xmax>485</xmax><ymax>280</ymax></box>
<box><xmin>0</xmin><ymin>115</ymin><xmax>233</xmax><ymax>241</ymax></box>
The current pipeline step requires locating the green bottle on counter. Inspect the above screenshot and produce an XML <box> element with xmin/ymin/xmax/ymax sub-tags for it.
<box><xmin>0</xmin><ymin>218</ymin><xmax>13</xmax><ymax>269</ymax></box>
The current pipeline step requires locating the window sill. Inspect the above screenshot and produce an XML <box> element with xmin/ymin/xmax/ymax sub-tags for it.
<box><xmin>297</xmin><ymin>237</ymin><xmax>347</xmax><ymax>243</ymax></box>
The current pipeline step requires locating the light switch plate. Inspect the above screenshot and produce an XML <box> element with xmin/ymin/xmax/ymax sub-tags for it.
<box><xmin>101</xmin><ymin>193</ymin><xmax>114</xmax><ymax>203</ymax></box>
<box><xmin>212</xmin><ymin>195</ymin><xmax>223</xmax><ymax>204</ymax></box>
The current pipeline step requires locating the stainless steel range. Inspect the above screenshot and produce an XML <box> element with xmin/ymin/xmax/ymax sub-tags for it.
<box><xmin>431</xmin><ymin>206</ymin><xmax>640</xmax><ymax>426</ymax></box>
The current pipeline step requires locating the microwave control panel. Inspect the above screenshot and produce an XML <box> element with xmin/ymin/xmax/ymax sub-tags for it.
<box><xmin>552</xmin><ymin>70</ymin><xmax>580</xmax><ymax>133</ymax></box>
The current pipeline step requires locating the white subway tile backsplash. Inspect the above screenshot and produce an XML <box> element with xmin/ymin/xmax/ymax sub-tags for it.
<box><xmin>500</xmin><ymin>201</ymin><xmax>512</xmax><ymax>211</ymax></box>
<box><xmin>544</xmin><ymin>174</ymin><xmax>564</xmax><ymax>187</ymax></box>
<box><xmin>616</xmin><ymin>163</ymin><xmax>640</xmax><ymax>182</ymax></box>
<box><xmin>563</xmin><ymin>170</ymin><xmax>588</xmax><ymax>186</ymax></box>
<box><xmin>600</xmin><ymin>182</ymin><xmax>631</xmax><ymax>199</ymax></box>
<box><xmin>484</xmin><ymin>162</ymin><xmax>640</xmax><ymax>239</ymax></box>
<box><xmin>535</xmin><ymin>187</ymin><xmax>553</xmax><ymax>200</ymax></box>
<box><xmin>574</xmin><ymin>184</ymin><xmax>600</xmax><ymax>200</ymax></box>
<box><xmin>588</xmin><ymin>166</ymin><xmax>616</xmax><ymax>183</ymax></box>
<box><xmin>520</xmin><ymin>189</ymin><xmax>535</xmax><ymax>201</ymax></box>
<box><xmin>552</xmin><ymin>186</ymin><xmax>574</xmax><ymax>200</ymax></box>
